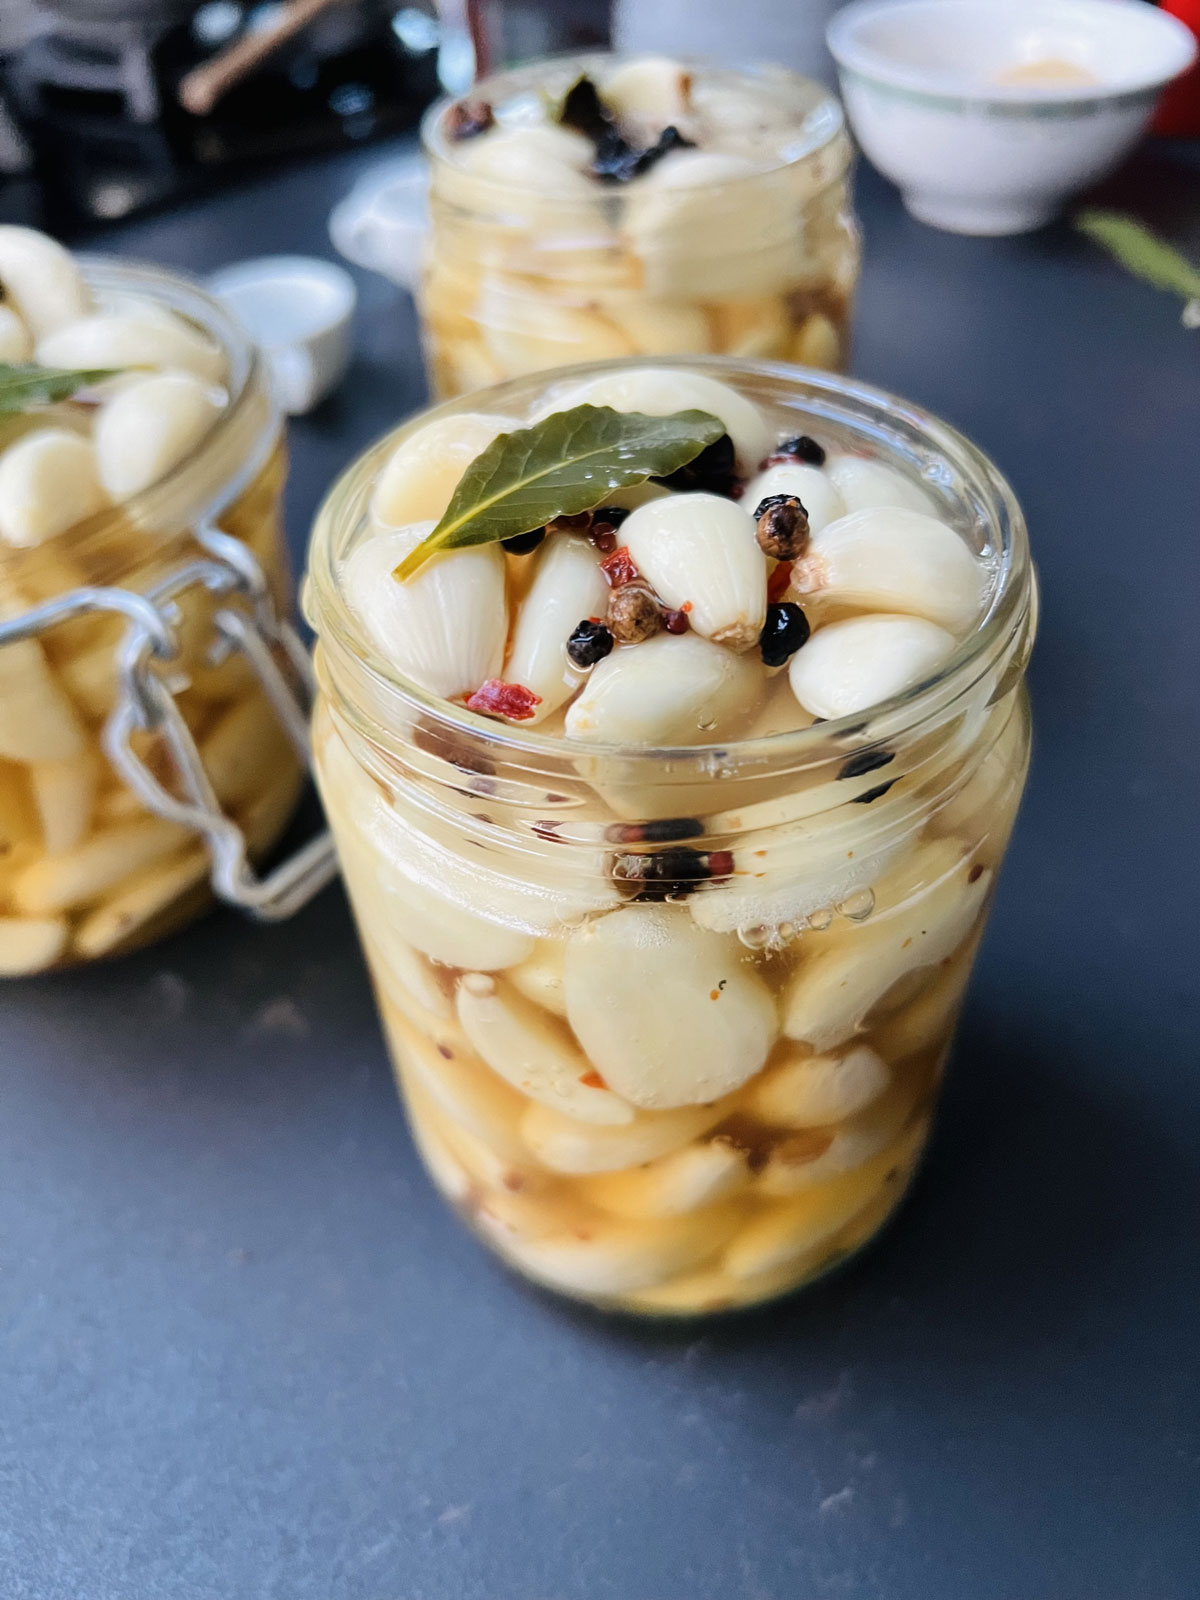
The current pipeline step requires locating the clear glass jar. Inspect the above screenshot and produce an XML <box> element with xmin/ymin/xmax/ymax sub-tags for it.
<box><xmin>0</xmin><ymin>260</ymin><xmax>306</xmax><ymax>974</ymax></box>
<box><xmin>419</xmin><ymin>55</ymin><xmax>861</xmax><ymax>399</ymax></box>
<box><xmin>304</xmin><ymin>358</ymin><xmax>1036</xmax><ymax>1317</ymax></box>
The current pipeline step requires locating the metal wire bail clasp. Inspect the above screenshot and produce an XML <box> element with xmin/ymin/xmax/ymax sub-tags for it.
<box><xmin>0</xmin><ymin>522</ymin><xmax>338</xmax><ymax>922</ymax></box>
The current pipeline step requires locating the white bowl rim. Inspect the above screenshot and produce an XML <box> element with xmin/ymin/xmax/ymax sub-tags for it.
<box><xmin>827</xmin><ymin>0</ymin><xmax>1198</xmax><ymax>104</ymax></box>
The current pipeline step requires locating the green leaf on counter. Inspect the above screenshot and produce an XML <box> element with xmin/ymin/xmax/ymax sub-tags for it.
<box><xmin>393</xmin><ymin>405</ymin><xmax>726</xmax><ymax>581</ymax></box>
<box><xmin>1075</xmin><ymin>210</ymin><xmax>1200</xmax><ymax>302</ymax></box>
<box><xmin>0</xmin><ymin>363</ymin><xmax>121</xmax><ymax>414</ymax></box>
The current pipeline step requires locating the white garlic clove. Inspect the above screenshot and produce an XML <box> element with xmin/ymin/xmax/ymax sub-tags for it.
<box><xmin>564</xmin><ymin>904</ymin><xmax>777</xmax><ymax>1109</ymax></box>
<box><xmin>565</xmin><ymin>630</ymin><xmax>761</xmax><ymax>745</ymax></box>
<box><xmin>388</xmin><ymin>1009</ymin><xmax>530</xmax><ymax>1163</ymax></box>
<box><xmin>621</xmin><ymin>492</ymin><xmax>766</xmax><ymax>650</ymax></box>
<box><xmin>0</xmin><ymin>227</ymin><xmax>91</xmax><ymax>339</ymax></box>
<box><xmin>456</xmin><ymin>974</ymin><xmax>636</xmax><ymax>1126</ymax></box>
<box><xmin>520</xmin><ymin>1097</ymin><xmax>728</xmax><ymax>1174</ymax></box>
<box><xmin>709</xmin><ymin>296</ymin><xmax>791</xmax><ymax>360</ymax></box>
<box><xmin>0</xmin><ymin>428</ymin><xmax>107</xmax><ymax>547</ymax></box>
<box><xmin>371</xmin><ymin>411</ymin><xmax>519</xmax><ymax>527</ymax></box>
<box><xmin>792</xmin><ymin>509</ymin><xmax>985</xmax><ymax>633</ymax></box>
<box><xmin>29</xmin><ymin>752</ymin><xmax>98</xmax><ymax>856</ymax></box>
<box><xmin>0</xmin><ymin>637</ymin><xmax>87</xmax><ymax>763</ymax></box>
<box><xmin>0</xmin><ymin>915</ymin><xmax>70</xmax><ymax>976</ymax></box>
<box><xmin>493</xmin><ymin>1203</ymin><xmax>740</xmax><ymax>1298</ymax></box>
<box><xmin>532</xmin><ymin>365</ymin><xmax>773</xmax><ymax>475</ymax></box>
<box><xmin>742</xmin><ymin>1043</ymin><xmax>890</xmax><ymax>1129</ymax></box>
<box><xmin>458</xmin><ymin>124</ymin><xmax>595</xmax><ymax>193</ymax></box>
<box><xmin>601</xmin><ymin>296</ymin><xmax>712</xmax><ymax>356</ymax></box>
<box><xmin>741</xmin><ymin>462</ymin><xmax>846</xmax><ymax>535</ymax></box>
<box><xmin>755</xmin><ymin>1080</ymin><xmax>917</xmax><ymax>1197</ymax></box>
<box><xmin>509</xmin><ymin>938</ymin><xmax>569</xmax><ymax>1016</ymax></box>
<box><xmin>363</xmin><ymin>926</ymin><xmax>454</xmax><ymax>1020</ymax></box>
<box><xmin>788</xmin><ymin>613</ymin><xmax>957</xmax><ymax>721</ymax></box>
<box><xmin>478</xmin><ymin>278</ymin><xmax>635</xmax><ymax>377</ymax></box>
<box><xmin>504</xmin><ymin>533</ymin><xmax>609</xmax><ymax>722</ymax></box>
<box><xmin>601</xmin><ymin>55</ymin><xmax>693</xmax><ymax>127</ymax></box>
<box><xmin>37</xmin><ymin>309</ymin><xmax>227</xmax><ymax>386</ymax></box>
<box><xmin>871</xmin><ymin>939</ymin><xmax>977</xmax><ymax>1062</ymax></box>
<box><xmin>93</xmin><ymin>372</ymin><xmax>224</xmax><ymax>501</ymax></box>
<box><xmin>781</xmin><ymin>839</ymin><xmax>991</xmax><ymax>1051</ymax></box>
<box><xmin>578</xmin><ymin>1137</ymin><xmax>750</xmax><ymax>1220</ymax></box>
<box><xmin>342</xmin><ymin>522</ymin><xmax>507</xmax><ymax>701</ymax></box>
<box><xmin>826</xmin><ymin>455</ymin><xmax>940</xmax><ymax>516</ymax></box>
<box><xmin>0</xmin><ymin>305</ymin><xmax>32</xmax><ymax>363</ymax></box>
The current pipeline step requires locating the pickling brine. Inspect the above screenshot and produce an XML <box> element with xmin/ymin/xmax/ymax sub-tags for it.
<box><xmin>0</xmin><ymin>231</ymin><xmax>304</xmax><ymax>972</ymax></box>
<box><xmin>419</xmin><ymin>55</ymin><xmax>860</xmax><ymax>397</ymax></box>
<box><xmin>305</xmin><ymin>358</ymin><xmax>1035</xmax><ymax>1316</ymax></box>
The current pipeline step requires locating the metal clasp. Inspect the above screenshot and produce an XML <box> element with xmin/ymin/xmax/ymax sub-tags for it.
<box><xmin>0</xmin><ymin>523</ymin><xmax>338</xmax><ymax>922</ymax></box>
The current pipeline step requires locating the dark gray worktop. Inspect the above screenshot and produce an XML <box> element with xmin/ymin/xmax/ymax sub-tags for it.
<box><xmin>2</xmin><ymin>143</ymin><xmax>1198</xmax><ymax>1600</ymax></box>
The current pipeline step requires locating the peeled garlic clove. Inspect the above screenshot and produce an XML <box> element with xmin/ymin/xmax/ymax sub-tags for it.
<box><xmin>0</xmin><ymin>226</ymin><xmax>91</xmax><ymax>339</ymax></box>
<box><xmin>789</xmin><ymin>613</ymin><xmax>957</xmax><ymax>720</ymax></box>
<box><xmin>871</xmin><ymin>942</ymin><xmax>976</xmax><ymax>1062</ymax></box>
<box><xmin>533</xmin><ymin>365</ymin><xmax>772</xmax><ymax>475</ymax></box>
<box><xmin>782</xmin><ymin>840</ymin><xmax>991</xmax><ymax>1051</ymax></box>
<box><xmin>362</xmin><ymin>926</ymin><xmax>453</xmax><ymax>1020</ymax></box>
<box><xmin>0</xmin><ymin>305</ymin><xmax>32</xmax><ymax>363</ymax></box>
<box><xmin>741</xmin><ymin>462</ymin><xmax>846</xmax><ymax>535</ymax></box>
<box><xmin>621</xmin><ymin>492</ymin><xmax>765</xmax><ymax>650</ymax></box>
<box><xmin>11</xmin><ymin>816</ymin><xmax>192</xmax><ymax>915</ymax></box>
<box><xmin>793</xmin><ymin>509</ymin><xmax>985</xmax><ymax>633</ymax></box>
<box><xmin>0</xmin><ymin>638</ymin><xmax>87</xmax><ymax>763</ymax></box>
<box><xmin>0</xmin><ymin>915</ymin><xmax>70</xmax><ymax>976</ymax></box>
<box><xmin>92</xmin><ymin>372</ymin><xmax>223</xmax><ymax>501</ymax></box>
<box><xmin>578</xmin><ymin>1138</ymin><xmax>750</xmax><ymax>1220</ymax></box>
<box><xmin>478</xmin><ymin>278</ymin><xmax>634</xmax><ymax>377</ymax></box>
<box><xmin>342</xmin><ymin>522</ymin><xmax>507</xmax><ymax>700</ymax></box>
<box><xmin>458</xmin><ymin>124</ymin><xmax>595</xmax><ymax>193</ymax></box>
<box><xmin>601</xmin><ymin>297</ymin><xmax>711</xmax><ymax>356</ymax></box>
<box><xmin>388</xmin><ymin>1009</ymin><xmax>529</xmax><ymax>1163</ymax></box>
<box><xmin>371</xmin><ymin>412</ymin><xmax>518</xmax><ymax>527</ymax></box>
<box><xmin>601</xmin><ymin>55</ymin><xmax>693</xmax><ymax>126</ymax></box>
<box><xmin>456</xmin><ymin>974</ymin><xmax>636</xmax><ymax>1126</ymax></box>
<box><xmin>827</xmin><ymin>455</ymin><xmax>940</xmax><ymax>516</ymax></box>
<box><xmin>710</xmin><ymin>296</ymin><xmax>791</xmax><ymax>360</ymax></box>
<box><xmin>565</xmin><ymin>631</ymin><xmax>761</xmax><ymax>745</ymax></box>
<box><xmin>30</xmin><ymin>752</ymin><xmax>98</xmax><ymax>855</ymax></box>
<box><xmin>495</xmin><ymin>1204</ymin><xmax>739</xmax><ymax>1298</ymax></box>
<box><xmin>520</xmin><ymin>1097</ymin><xmax>728</xmax><ymax>1174</ymax></box>
<box><xmin>742</xmin><ymin>1043</ymin><xmax>890</xmax><ymax>1129</ymax></box>
<box><xmin>509</xmin><ymin>938</ymin><xmax>568</xmax><ymax>1016</ymax></box>
<box><xmin>37</xmin><ymin>309</ymin><xmax>226</xmax><ymax>386</ymax></box>
<box><xmin>504</xmin><ymin>533</ymin><xmax>609</xmax><ymax>722</ymax></box>
<box><xmin>755</xmin><ymin>1082</ymin><xmax>916</xmax><ymax>1197</ymax></box>
<box><xmin>0</xmin><ymin>429</ymin><xmax>106</xmax><ymax>547</ymax></box>
<box><xmin>564</xmin><ymin>904</ymin><xmax>777</xmax><ymax>1108</ymax></box>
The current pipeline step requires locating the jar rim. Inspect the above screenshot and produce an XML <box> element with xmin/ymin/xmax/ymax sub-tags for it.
<box><xmin>0</xmin><ymin>256</ymin><xmax>276</xmax><ymax>573</ymax></box>
<box><xmin>305</xmin><ymin>356</ymin><xmax>1035</xmax><ymax>770</ymax></box>
<box><xmin>421</xmin><ymin>51</ymin><xmax>850</xmax><ymax>198</ymax></box>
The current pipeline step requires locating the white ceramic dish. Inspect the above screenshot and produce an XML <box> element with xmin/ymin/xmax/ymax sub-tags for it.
<box><xmin>827</xmin><ymin>0</ymin><xmax>1197</xmax><ymax>234</ymax></box>
<box><xmin>207</xmin><ymin>256</ymin><xmax>356</xmax><ymax>415</ymax></box>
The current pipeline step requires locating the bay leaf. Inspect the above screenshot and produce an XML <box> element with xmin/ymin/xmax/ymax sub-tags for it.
<box><xmin>0</xmin><ymin>363</ymin><xmax>121</xmax><ymax>415</ymax></box>
<box><xmin>393</xmin><ymin>405</ymin><xmax>725</xmax><ymax>581</ymax></box>
<box><xmin>1075</xmin><ymin>210</ymin><xmax>1200</xmax><ymax>302</ymax></box>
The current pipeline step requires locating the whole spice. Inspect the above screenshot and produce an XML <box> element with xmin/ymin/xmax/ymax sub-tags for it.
<box><xmin>838</xmin><ymin>747</ymin><xmax>895</xmax><ymax>781</ymax></box>
<box><xmin>654</xmin><ymin>432</ymin><xmax>738</xmax><ymax>497</ymax></box>
<box><xmin>500</xmin><ymin>527</ymin><xmax>546</xmax><ymax>554</ymax></box>
<box><xmin>608</xmin><ymin>817</ymin><xmax>703</xmax><ymax>844</ymax></box>
<box><xmin>565</xmin><ymin>619</ymin><xmax>615</xmax><ymax>669</ymax></box>
<box><xmin>607</xmin><ymin>582</ymin><xmax>662</xmax><ymax>644</ymax></box>
<box><xmin>614</xmin><ymin>847</ymin><xmax>723</xmax><ymax>900</ymax></box>
<box><xmin>662</xmin><ymin>607</ymin><xmax>690</xmax><ymax>634</ymax></box>
<box><xmin>600</xmin><ymin>545</ymin><xmax>640</xmax><ymax>588</ymax></box>
<box><xmin>754</xmin><ymin>493</ymin><xmax>810</xmax><ymax>560</ymax></box>
<box><xmin>766</xmin><ymin>561</ymin><xmax>793</xmax><ymax>604</ymax></box>
<box><xmin>765</xmin><ymin>434</ymin><xmax>826</xmax><ymax>467</ymax></box>
<box><xmin>759</xmin><ymin>602</ymin><xmax>811</xmax><ymax>667</ymax></box>
<box><xmin>852</xmin><ymin>779</ymin><xmax>898</xmax><ymax>805</ymax></box>
<box><xmin>465</xmin><ymin>679</ymin><xmax>542</xmax><ymax>720</ymax></box>
<box><xmin>448</xmin><ymin>100</ymin><xmax>494</xmax><ymax>140</ymax></box>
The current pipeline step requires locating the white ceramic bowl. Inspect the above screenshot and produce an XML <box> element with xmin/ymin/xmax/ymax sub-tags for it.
<box><xmin>827</xmin><ymin>0</ymin><xmax>1197</xmax><ymax>234</ymax></box>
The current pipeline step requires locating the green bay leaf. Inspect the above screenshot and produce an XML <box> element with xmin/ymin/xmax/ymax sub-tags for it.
<box><xmin>0</xmin><ymin>363</ymin><xmax>121</xmax><ymax>415</ymax></box>
<box><xmin>1075</xmin><ymin>210</ymin><xmax>1200</xmax><ymax>301</ymax></box>
<box><xmin>392</xmin><ymin>405</ymin><xmax>725</xmax><ymax>581</ymax></box>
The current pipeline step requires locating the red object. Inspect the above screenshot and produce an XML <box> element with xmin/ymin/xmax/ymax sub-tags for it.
<box><xmin>600</xmin><ymin>546</ymin><xmax>640</xmax><ymax>588</ymax></box>
<box><xmin>1154</xmin><ymin>0</ymin><xmax>1200</xmax><ymax>135</ymax></box>
<box><xmin>707</xmin><ymin>851</ymin><xmax>735</xmax><ymax>881</ymax></box>
<box><xmin>767</xmin><ymin>561</ymin><xmax>794</xmax><ymax>603</ymax></box>
<box><xmin>662</xmin><ymin>608</ymin><xmax>690</xmax><ymax>634</ymax></box>
<box><xmin>465</xmin><ymin>679</ymin><xmax>542</xmax><ymax>720</ymax></box>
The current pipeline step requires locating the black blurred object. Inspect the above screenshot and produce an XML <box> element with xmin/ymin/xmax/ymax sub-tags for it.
<box><xmin>1</xmin><ymin>0</ymin><xmax>440</xmax><ymax>228</ymax></box>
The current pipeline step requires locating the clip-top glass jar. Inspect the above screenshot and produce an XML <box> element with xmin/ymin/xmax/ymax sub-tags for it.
<box><xmin>304</xmin><ymin>357</ymin><xmax>1036</xmax><ymax>1318</ymax></box>
<box><xmin>0</xmin><ymin>259</ymin><xmax>334</xmax><ymax>975</ymax></box>
<box><xmin>420</xmin><ymin>54</ymin><xmax>861</xmax><ymax>398</ymax></box>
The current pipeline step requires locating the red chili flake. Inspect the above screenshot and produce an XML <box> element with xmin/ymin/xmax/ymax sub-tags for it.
<box><xmin>709</xmin><ymin>988</ymin><xmax>720</xmax><ymax>1001</ymax></box>
<box><xmin>600</xmin><ymin>546</ymin><xmax>640</xmax><ymax>587</ymax></box>
<box><xmin>465</xmin><ymin>679</ymin><xmax>542</xmax><ymax>720</ymax></box>
<box><xmin>707</xmin><ymin>850</ymin><xmax>734</xmax><ymax>880</ymax></box>
<box><xmin>662</xmin><ymin>608</ymin><xmax>690</xmax><ymax>634</ymax></box>
<box><xmin>680</xmin><ymin>601</ymin><xmax>693</xmax><ymax>614</ymax></box>
<box><xmin>767</xmin><ymin>560</ymin><xmax>794</xmax><ymax>603</ymax></box>
<box><xmin>579</xmin><ymin>1070</ymin><xmax>608</xmax><ymax>1090</ymax></box>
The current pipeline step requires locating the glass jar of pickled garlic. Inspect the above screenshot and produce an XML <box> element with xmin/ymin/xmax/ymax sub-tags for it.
<box><xmin>0</xmin><ymin>240</ymin><xmax>313</xmax><ymax>975</ymax></box>
<box><xmin>304</xmin><ymin>358</ymin><xmax>1036</xmax><ymax>1317</ymax></box>
<box><xmin>419</xmin><ymin>54</ymin><xmax>860</xmax><ymax>398</ymax></box>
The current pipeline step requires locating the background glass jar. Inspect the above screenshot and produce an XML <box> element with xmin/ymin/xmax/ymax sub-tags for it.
<box><xmin>0</xmin><ymin>261</ymin><xmax>306</xmax><ymax>975</ymax></box>
<box><xmin>419</xmin><ymin>55</ymin><xmax>861</xmax><ymax>399</ymax></box>
<box><xmin>304</xmin><ymin>359</ymin><xmax>1036</xmax><ymax>1317</ymax></box>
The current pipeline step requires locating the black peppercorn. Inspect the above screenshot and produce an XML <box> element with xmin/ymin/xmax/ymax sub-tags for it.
<box><xmin>759</xmin><ymin>603</ymin><xmax>811</xmax><ymax>667</ymax></box>
<box><xmin>754</xmin><ymin>494</ymin><xmax>811</xmax><ymax>560</ymax></box>
<box><xmin>608</xmin><ymin>817</ymin><xmax>703</xmax><ymax>844</ymax></box>
<box><xmin>614</xmin><ymin>848</ymin><xmax>714</xmax><ymax>900</ymax></box>
<box><xmin>654</xmin><ymin>433</ymin><xmax>738</xmax><ymax>497</ymax></box>
<box><xmin>853</xmin><ymin>780</ymin><xmax>898</xmax><ymax>805</ymax></box>
<box><xmin>566</xmin><ymin>620</ymin><xmax>615</xmax><ymax>669</ymax></box>
<box><xmin>768</xmin><ymin>434</ymin><xmax>826</xmax><ymax>467</ymax></box>
<box><xmin>500</xmin><ymin>527</ymin><xmax>546</xmax><ymax>554</ymax></box>
<box><xmin>590</xmin><ymin>505</ymin><xmax>630</xmax><ymax>533</ymax></box>
<box><xmin>838</xmin><ymin>748</ymin><xmax>895</xmax><ymax>781</ymax></box>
